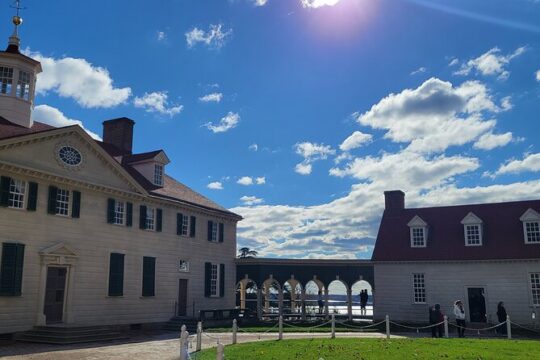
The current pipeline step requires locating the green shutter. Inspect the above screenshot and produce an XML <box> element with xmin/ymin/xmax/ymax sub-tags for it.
<box><xmin>219</xmin><ymin>264</ymin><xmax>225</xmax><ymax>298</ymax></box>
<box><xmin>47</xmin><ymin>186</ymin><xmax>58</xmax><ymax>214</ymax></box>
<box><xmin>126</xmin><ymin>202</ymin><xmax>133</xmax><ymax>227</ymax></box>
<box><xmin>26</xmin><ymin>182</ymin><xmax>38</xmax><ymax>211</ymax></box>
<box><xmin>139</xmin><ymin>205</ymin><xmax>147</xmax><ymax>229</ymax></box>
<box><xmin>0</xmin><ymin>243</ymin><xmax>25</xmax><ymax>296</ymax></box>
<box><xmin>107</xmin><ymin>199</ymin><xmax>115</xmax><ymax>224</ymax></box>
<box><xmin>0</xmin><ymin>176</ymin><xmax>11</xmax><ymax>207</ymax></box>
<box><xmin>204</xmin><ymin>262</ymin><xmax>212</xmax><ymax>297</ymax></box>
<box><xmin>108</xmin><ymin>253</ymin><xmax>124</xmax><ymax>296</ymax></box>
<box><xmin>142</xmin><ymin>256</ymin><xmax>155</xmax><ymax>297</ymax></box>
<box><xmin>190</xmin><ymin>216</ymin><xmax>196</xmax><ymax>238</ymax></box>
<box><xmin>177</xmin><ymin>213</ymin><xmax>183</xmax><ymax>236</ymax></box>
<box><xmin>71</xmin><ymin>191</ymin><xmax>81</xmax><ymax>218</ymax></box>
<box><xmin>156</xmin><ymin>209</ymin><xmax>163</xmax><ymax>232</ymax></box>
<box><xmin>219</xmin><ymin>223</ymin><xmax>224</xmax><ymax>243</ymax></box>
<box><xmin>207</xmin><ymin>221</ymin><xmax>213</xmax><ymax>241</ymax></box>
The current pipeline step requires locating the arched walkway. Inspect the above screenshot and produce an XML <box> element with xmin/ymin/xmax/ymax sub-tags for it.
<box><xmin>351</xmin><ymin>280</ymin><xmax>373</xmax><ymax>318</ymax></box>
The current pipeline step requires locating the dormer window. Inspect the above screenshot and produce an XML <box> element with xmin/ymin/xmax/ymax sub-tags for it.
<box><xmin>154</xmin><ymin>164</ymin><xmax>164</xmax><ymax>186</ymax></box>
<box><xmin>461</xmin><ymin>212</ymin><xmax>483</xmax><ymax>246</ymax></box>
<box><xmin>408</xmin><ymin>215</ymin><xmax>428</xmax><ymax>248</ymax></box>
<box><xmin>520</xmin><ymin>209</ymin><xmax>540</xmax><ymax>244</ymax></box>
<box><xmin>0</xmin><ymin>66</ymin><xmax>13</xmax><ymax>95</ymax></box>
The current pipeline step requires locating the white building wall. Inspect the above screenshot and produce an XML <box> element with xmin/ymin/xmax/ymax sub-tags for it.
<box><xmin>374</xmin><ymin>261</ymin><xmax>540</xmax><ymax>325</ymax></box>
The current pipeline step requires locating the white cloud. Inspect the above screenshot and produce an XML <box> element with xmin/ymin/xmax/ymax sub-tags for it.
<box><xmin>204</xmin><ymin>112</ymin><xmax>240</xmax><ymax>133</ymax></box>
<box><xmin>207</xmin><ymin>182</ymin><xmax>224</xmax><ymax>190</ymax></box>
<box><xmin>256</xmin><ymin>176</ymin><xmax>266</xmax><ymax>185</ymax></box>
<box><xmin>32</xmin><ymin>104</ymin><xmax>101</xmax><ymax>140</ymax></box>
<box><xmin>157</xmin><ymin>31</ymin><xmax>166</xmax><ymax>41</ymax></box>
<box><xmin>454</xmin><ymin>46</ymin><xmax>527</xmax><ymax>80</ymax></box>
<box><xmin>536</xmin><ymin>70</ymin><xmax>540</xmax><ymax>81</ymax></box>
<box><xmin>339</xmin><ymin>131</ymin><xmax>372</xmax><ymax>151</ymax></box>
<box><xmin>410</xmin><ymin>67</ymin><xmax>427</xmax><ymax>75</ymax></box>
<box><xmin>495</xmin><ymin>153</ymin><xmax>540</xmax><ymax>176</ymax></box>
<box><xmin>294</xmin><ymin>162</ymin><xmax>313</xmax><ymax>175</ymax></box>
<box><xmin>26</xmin><ymin>50</ymin><xmax>131</xmax><ymax>108</ymax></box>
<box><xmin>473</xmin><ymin>132</ymin><xmax>513</xmax><ymax>150</ymax></box>
<box><xmin>448</xmin><ymin>58</ymin><xmax>459</xmax><ymax>67</ymax></box>
<box><xmin>251</xmin><ymin>0</ymin><xmax>268</xmax><ymax>5</ymax></box>
<box><xmin>185</xmin><ymin>24</ymin><xmax>232</xmax><ymax>49</ymax></box>
<box><xmin>237</xmin><ymin>176</ymin><xmax>254</xmax><ymax>186</ymax></box>
<box><xmin>356</xmin><ymin>77</ymin><xmax>504</xmax><ymax>153</ymax></box>
<box><xmin>240</xmin><ymin>195</ymin><xmax>264</xmax><ymax>206</ymax></box>
<box><xmin>199</xmin><ymin>92</ymin><xmax>223</xmax><ymax>103</ymax></box>
<box><xmin>301</xmin><ymin>0</ymin><xmax>341</xmax><ymax>8</ymax></box>
<box><xmin>134</xmin><ymin>92</ymin><xmax>183</xmax><ymax>117</ymax></box>
<box><xmin>294</xmin><ymin>142</ymin><xmax>335</xmax><ymax>175</ymax></box>
<box><xmin>248</xmin><ymin>143</ymin><xmax>259</xmax><ymax>151</ymax></box>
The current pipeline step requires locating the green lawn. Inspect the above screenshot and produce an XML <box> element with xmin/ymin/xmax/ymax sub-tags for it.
<box><xmin>206</xmin><ymin>325</ymin><xmax>377</xmax><ymax>333</ymax></box>
<box><xmin>191</xmin><ymin>338</ymin><xmax>540</xmax><ymax>360</ymax></box>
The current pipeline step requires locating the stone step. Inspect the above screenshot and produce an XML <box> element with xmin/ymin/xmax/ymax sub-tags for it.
<box><xmin>16</xmin><ymin>326</ymin><xmax>128</xmax><ymax>345</ymax></box>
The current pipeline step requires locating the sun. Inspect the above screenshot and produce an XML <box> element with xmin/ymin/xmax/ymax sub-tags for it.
<box><xmin>301</xmin><ymin>0</ymin><xmax>342</xmax><ymax>9</ymax></box>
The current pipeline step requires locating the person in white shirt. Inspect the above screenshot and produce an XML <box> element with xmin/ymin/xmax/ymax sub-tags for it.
<box><xmin>453</xmin><ymin>300</ymin><xmax>466</xmax><ymax>337</ymax></box>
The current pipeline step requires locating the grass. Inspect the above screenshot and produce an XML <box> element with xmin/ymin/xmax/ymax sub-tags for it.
<box><xmin>206</xmin><ymin>326</ymin><xmax>376</xmax><ymax>333</ymax></box>
<box><xmin>191</xmin><ymin>338</ymin><xmax>540</xmax><ymax>359</ymax></box>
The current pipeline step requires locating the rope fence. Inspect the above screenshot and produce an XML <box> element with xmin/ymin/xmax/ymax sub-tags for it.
<box><xmin>181</xmin><ymin>314</ymin><xmax>539</xmax><ymax>360</ymax></box>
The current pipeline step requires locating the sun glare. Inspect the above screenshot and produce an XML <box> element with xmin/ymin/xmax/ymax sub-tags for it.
<box><xmin>302</xmin><ymin>0</ymin><xmax>342</xmax><ymax>9</ymax></box>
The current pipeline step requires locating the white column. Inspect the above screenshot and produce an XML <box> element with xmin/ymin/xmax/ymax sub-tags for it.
<box><xmin>35</xmin><ymin>263</ymin><xmax>48</xmax><ymax>326</ymax></box>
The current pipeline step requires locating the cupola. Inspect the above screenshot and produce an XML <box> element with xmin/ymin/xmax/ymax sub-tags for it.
<box><xmin>0</xmin><ymin>1</ymin><xmax>42</xmax><ymax>128</ymax></box>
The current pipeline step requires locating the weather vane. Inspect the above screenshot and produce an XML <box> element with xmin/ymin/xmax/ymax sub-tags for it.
<box><xmin>10</xmin><ymin>0</ymin><xmax>25</xmax><ymax>29</ymax></box>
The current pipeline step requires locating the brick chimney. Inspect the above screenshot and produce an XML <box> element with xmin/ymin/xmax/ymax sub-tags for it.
<box><xmin>384</xmin><ymin>190</ymin><xmax>405</xmax><ymax>211</ymax></box>
<box><xmin>103</xmin><ymin>118</ymin><xmax>134</xmax><ymax>155</ymax></box>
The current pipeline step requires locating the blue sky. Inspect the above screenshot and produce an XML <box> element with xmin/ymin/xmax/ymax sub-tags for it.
<box><xmin>4</xmin><ymin>0</ymin><xmax>540</xmax><ymax>259</ymax></box>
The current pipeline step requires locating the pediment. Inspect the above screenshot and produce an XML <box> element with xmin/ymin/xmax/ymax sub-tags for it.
<box><xmin>154</xmin><ymin>151</ymin><xmax>170</xmax><ymax>165</ymax></box>
<box><xmin>461</xmin><ymin>212</ymin><xmax>483</xmax><ymax>225</ymax></box>
<box><xmin>520</xmin><ymin>208</ymin><xmax>540</xmax><ymax>222</ymax></box>
<box><xmin>39</xmin><ymin>243</ymin><xmax>78</xmax><ymax>258</ymax></box>
<box><xmin>407</xmin><ymin>215</ymin><xmax>427</xmax><ymax>227</ymax></box>
<box><xmin>0</xmin><ymin>126</ymin><xmax>146</xmax><ymax>194</ymax></box>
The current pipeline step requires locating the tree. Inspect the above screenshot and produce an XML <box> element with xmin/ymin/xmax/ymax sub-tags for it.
<box><xmin>238</xmin><ymin>247</ymin><xmax>258</xmax><ymax>258</ymax></box>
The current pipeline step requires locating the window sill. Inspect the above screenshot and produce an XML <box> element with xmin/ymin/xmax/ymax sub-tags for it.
<box><xmin>106</xmin><ymin>295</ymin><xmax>124</xmax><ymax>298</ymax></box>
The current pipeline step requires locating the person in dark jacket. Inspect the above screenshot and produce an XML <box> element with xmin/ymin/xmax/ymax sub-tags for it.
<box><xmin>360</xmin><ymin>290</ymin><xmax>369</xmax><ymax>316</ymax></box>
<box><xmin>496</xmin><ymin>301</ymin><xmax>507</xmax><ymax>335</ymax></box>
<box><xmin>429</xmin><ymin>304</ymin><xmax>444</xmax><ymax>338</ymax></box>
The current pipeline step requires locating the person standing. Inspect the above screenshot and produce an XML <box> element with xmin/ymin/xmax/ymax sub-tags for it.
<box><xmin>429</xmin><ymin>304</ymin><xmax>444</xmax><ymax>338</ymax></box>
<box><xmin>496</xmin><ymin>301</ymin><xmax>507</xmax><ymax>335</ymax></box>
<box><xmin>360</xmin><ymin>290</ymin><xmax>368</xmax><ymax>316</ymax></box>
<box><xmin>454</xmin><ymin>300</ymin><xmax>466</xmax><ymax>338</ymax></box>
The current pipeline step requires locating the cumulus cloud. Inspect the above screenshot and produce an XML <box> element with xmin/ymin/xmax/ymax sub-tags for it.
<box><xmin>473</xmin><ymin>132</ymin><xmax>513</xmax><ymax>150</ymax></box>
<box><xmin>454</xmin><ymin>46</ymin><xmax>527</xmax><ymax>80</ymax></box>
<box><xmin>199</xmin><ymin>92</ymin><xmax>223</xmax><ymax>103</ymax></box>
<box><xmin>251</xmin><ymin>0</ymin><xmax>268</xmax><ymax>5</ymax></box>
<box><xmin>295</xmin><ymin>163</ymin><xmax>313</xmax><ymax>175</ymax></box>
<box><xmin>339</xmin><ymin>131</ymin><xmax>372</xmax><ymax>151</ymax></box>
<box><xmin>294</xmin><ymin>142</ymin><xmax>335</xmax><ymax>175</ymax></box>
<box><xmin>26</xmin><ymin>50</ymin><xmax>131</xmax><ymax>108</ymax></box>
<box><xmin>185</xmin><ymin>24</ymin><xmax>232</xmax><ymax>49</ymax></box>
<box><xmin>237</xmin><ymin>176</ymin><xmax>266</xmax><ymax>186</ymax></box>
<box><xmin>32</xmin><ymin>104</ymin><xmax>101</xmax><ymax>140</ymax></box>
<box><xmin>207</xmin><ymin>182</ymin><xmax>224</xmax><ymax>190</ymax></box>
<box><xmin>301</xmin><ymin>0</ymin><xmax>341</xmax><ymax>8</ymax></box>
<box><xmin>240</xmin><ymin>195</ymin><xmax>264</xmax><ymax>206</ymax></box>
<box><xmin>495</xmin><ymin>153</ymin><xmax>540</xmax><ymax>176</ymax></box>
<box><xmin>133</xmin><ymin>92</ymin><xmax>183</xmax><ymax>117</ymax></box>
<box><xmin>204</xmin><ymin>112</ymin><xmax>240</xmax><ymax>133</ymax></box>
<box><xmin>256</xmin><ymin>177</ymin><xmax>266</xmax><ymax>185</ymax></box>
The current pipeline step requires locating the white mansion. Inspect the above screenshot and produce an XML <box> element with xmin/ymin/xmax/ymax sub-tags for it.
<box><xmin>0</xmin><ymin>17</ymin><xmax>241</xmax><ymax>335</ymax></box>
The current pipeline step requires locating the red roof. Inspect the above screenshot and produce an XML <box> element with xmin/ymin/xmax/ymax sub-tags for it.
<box><xmin>0</xmin><ymin>117</ymin><xmax>55</xmax><ymax>140</ymax></box>
<box><xmin>372</xmin><ymin>199</ymin><xmax>540</xmax><ymax>262</ymax></box>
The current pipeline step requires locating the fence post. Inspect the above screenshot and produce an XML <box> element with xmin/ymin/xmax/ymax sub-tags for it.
<box><xmin>232</xmin><ymin>319</ymin><xmax>238</xmax><ymax>345</ymax></box>
<box><xmin>216</xmin><ymin>342</ymin><xmax>224</xmax><ymax>360</ymax></box>
<box><xmin>278</xmin><ymin>315</ymin><xmax>283</xmax><ymax>340</ymax></box>
<box><xmin>507</xmin><ymin>315</ymin><xmax>512</xmax><ymax>340</ymax></box>
<box><xmin>331</xmin><ymin>314</ymin><xmax>336</xmax><ymax>339</ymax></box>
<box><xmin>444</xmin><ymin>315</ymin><xmax>449</xmax><ymax>338</ymax></box>
<box><xmin>180</xmin><ymin>325</ymin><xmax>189</xmax><ymax>360</ymax></box>
<box><xmin>196</xmin><ymin>321</ymin><xmax>202</xmax><ymax>352</ymax></box>
<box><xmin>385</xmin><ymin>315</ymin><xmax>390</xmax><ymax>339</ymax></box>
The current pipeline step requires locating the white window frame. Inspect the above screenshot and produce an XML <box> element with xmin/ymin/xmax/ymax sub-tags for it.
<box><xmin>16</xmin><ymin>70</ymin><xmax>30</xmax><ymax>100</ymax></box>
<box><xmin>531</xmin><ymin>273</ymin><xmax>540</xmax><ymax>306</ymax></box>
<box><xmin>145</xmin><ymin>206</ymin><xmax>155</xmax><ymax>231</ymax></box>
<box><xmin>211</xmin><ymin>222</ymin><xmax>218</xmax><ymax>242</ymax></box>
<box><xmin>210</xmin><ymin>263</ymin><xmax>219</xmax><ymax>297</ymax></box>
<box><xmin>55</xmin><ymin>188</ymin><xmax>70</xmax><ymax>216</ymax></box>
<box><xmin>413</xmin><ymin>273</ymin><xmax>426</xmax><ymax>304</ymax></box>
<box><xmin>179</xmin><ymin>260</ymin><xmax>190</xmax><ymax>273</ymax></box>
<box><xmin>464</xmin><ymin>224</ymin><xmax>483</xmax><ymax>246</ymax></box>
<box><xmin>113</xmin><ymin>201</ymin><xmax>125</xmax><ymax>225</ymax></box>
<box><xmin>520</xmin><ymin>209</ymin><xmax>540</xmax><ymax>245</ymax></box>
<box><xmin>410</xmin><ymin>227</ymin><xmax>426</xmax><ymax>248</ymax></box>
<box><xmin>154</xmin><ymin>164</ymin><xmax>164</xmax><ymax>186</ymax></box>
<box><xmin>0</xmin><ymin>66</ymin><xmax>13</xmax><ymax>95</ymax></box>
<box><xmin>180</xmin><ymin>214</ymin><xmax>189</xmax><ymax>236</ymax></box>
<box><xmin>8</xmin><ymin>178</ymin><xmax>26</xmax><ymax>209</ymax></box>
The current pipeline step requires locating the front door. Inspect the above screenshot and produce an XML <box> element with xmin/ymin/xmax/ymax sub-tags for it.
<box><xmin>178</xmin><ymin>279</ymin><xmax>188</xmax><ymax>316</ymax></box>
<box><xmin>44</xmin><ymin>267</ymin><xmax>67</xmax><ymax>324</ymax></box>
<box><xmin>467</xmin><ymin>287</ymin><xmax>486</xmax><ymax>323</ymax></box>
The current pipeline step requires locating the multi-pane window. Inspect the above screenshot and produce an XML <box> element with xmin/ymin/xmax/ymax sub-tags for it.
<box><xmin>211</xmin><ymin>222</ymin><xmax>218</xmax><ymax>242</ymax></box>
<box><xmin>8</xmin><ymin>179</ymin><xmax>26</xmax><ymax>209</ymax></box>
<box><xmin>413</xmin><ymin>273</ymin><xmax>426</xmax><ymax>303</ymax></box>
<box><xmin>0</xmin><ymin>67</ymin><xmax>13</xmax><ymax>95</ymax></box>
<box><xmin>210</xmin><ymin>264</ymin><xmax>218</xmax><ymax>296</ymax></box>
<box><xmin>114</xmin><ymin>201</ymin><xmax>125</xmax><ymax>225</ymax></box>
<box><xmin>465</xmin><ymin>224</ymin><xmax>482</xmax><ymax>246</ymax></box>
<box><xmin>531</xmin><ymin>273</ymin><xmax>540</xmax><ymax>306</ymax></box>
<box><xmin>411</xmin><ymin>227</ymin><xmax>426</xmax><ymax>247</ymax></box>
<box><xmin>179</xmin><ymin>260</ymin><xmax>189</xmax><ymax>272</ymax></box>
<box><xmin>145</xmin><ymin>207</ymin><xmax>155</xmax><ymax>230</ymax></box>
<box><xmin>180</xmin><ymin>215</ymin><xmax>189</xmax><ymax>236</ymax></box>
<box><xmin>154</xmin><ymin>164</ymin><xmax>163</xmax><ymax>186</ymax></box>
<box><xmin>16</xmin><ymin>71</ymin><xmax>30</xmax><ymax>100</ymax></box>
<box><xmin>525</xmin><ymin>222</ymin><xmax>540</xmax><ymax>244</ymax></box>
<box><xmin>55</xmin><ymin>188</ymin><xmax>70</xmax><ymax>216</ymax></box>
